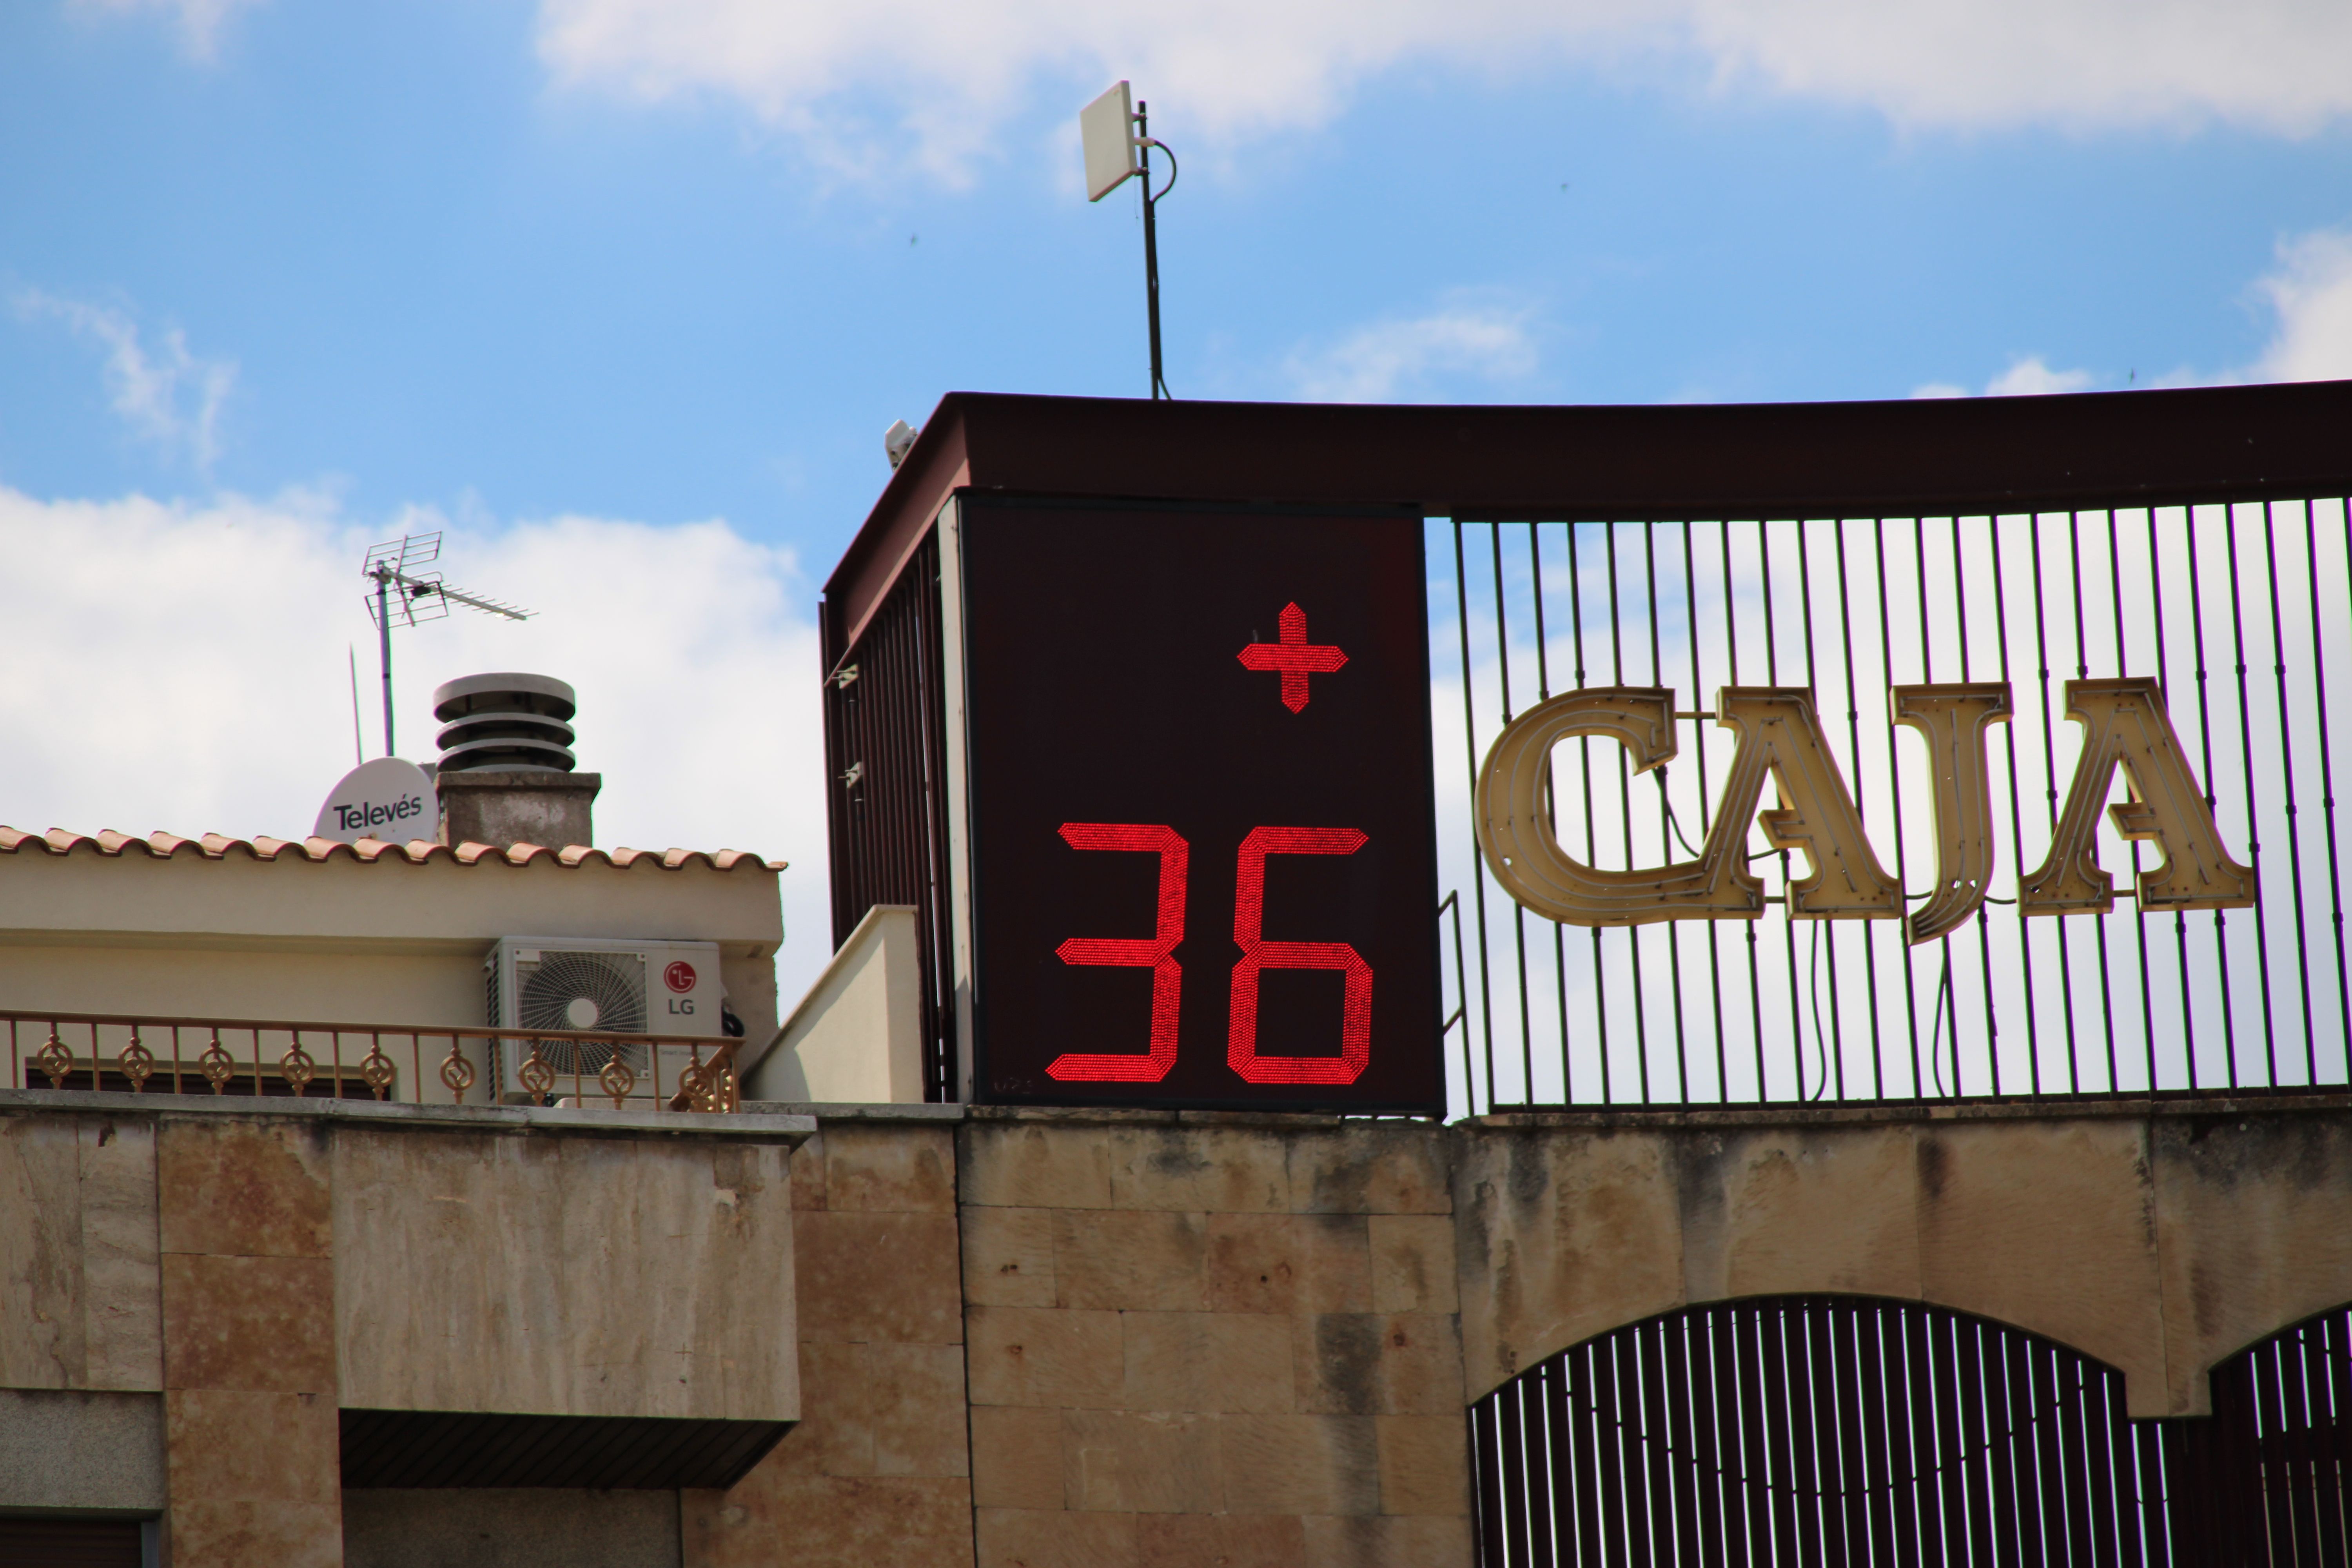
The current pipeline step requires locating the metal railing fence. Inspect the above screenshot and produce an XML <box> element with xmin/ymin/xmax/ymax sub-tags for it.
<box><xmin>1432</xmin><ymin>503</ymin><xmax>2352</xmax><ymax>1119</ymax></box>
<box><xmin>5</xmin><ymin>1008</ymin><xmax>742</xmax><ymax>1112</ymax></box>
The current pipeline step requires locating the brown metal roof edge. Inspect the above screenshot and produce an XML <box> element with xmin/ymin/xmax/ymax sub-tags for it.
<box><xmin>825</xmin><ymin>381</ymin><xmax>2352</xmax><ymax>657</ymax></box>
<box><xmin>821</xmin><ymin>403</ymin><xmax>971</xmax><ymax>671</ymax></box>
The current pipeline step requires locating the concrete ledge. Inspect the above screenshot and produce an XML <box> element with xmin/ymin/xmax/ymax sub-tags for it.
<box><xmin>1469</xmin><ymin>1089</ymin><xmax>2352</xmax><ymax>1131</ymax></box>
<box><xmin>0</xmin><ymin>1088</ymin><xmax>813</xmax><ymax>1143</ymax></box>
<box><xmin>742</xmin><ymin>1100</ymin><xmax>969</xmax><ymax>1123</ymax></box>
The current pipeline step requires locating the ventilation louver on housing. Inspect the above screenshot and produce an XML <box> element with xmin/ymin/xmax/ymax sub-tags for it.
<box><xmin>515</xmin><ymin>949</ymin><xmax>648</xmax><ymax>1074</ymax></box>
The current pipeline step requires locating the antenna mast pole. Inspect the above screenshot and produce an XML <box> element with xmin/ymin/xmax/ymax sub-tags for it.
<box><xmin>1138</xmin><ymin>100</ymin><xmax>1165</xmax><ymax>401</ymax></box>
<box><xmin>374</xmin><ymin>565</ymin><xmax>395</xmax><ymax>756</ymax></box>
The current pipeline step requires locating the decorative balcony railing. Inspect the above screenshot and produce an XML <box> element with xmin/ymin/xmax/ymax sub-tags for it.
<box><xmin>4</xmin><ymin>1008</ymin><xmax>741</xmax><ymax>1112</ymax></box>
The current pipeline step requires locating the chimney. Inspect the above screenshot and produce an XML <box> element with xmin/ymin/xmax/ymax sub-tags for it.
<box><xmin>431</xmin><ymin>673</ymin><xmax>602</xmax><ymax>850</ymax></box>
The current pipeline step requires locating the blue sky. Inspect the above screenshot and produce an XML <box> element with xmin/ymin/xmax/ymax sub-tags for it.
<box><xmin>3</xmin><ymin>0</ymin><xmax>2350</xmax><ymax>994</ymax></box>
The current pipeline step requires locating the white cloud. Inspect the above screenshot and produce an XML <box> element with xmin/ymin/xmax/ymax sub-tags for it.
<box><xmin>2252</xmin><ymin>225</ymin><xmax>2352</xmax><ymax>382</ymax></box>
<box><xmin>0</xmin><ymin>485</ymin><xmax>835</xmax><ymax>1001</ymax></box>
<box><xmin>69</xmin><ymin>0</ymin><xmax>263</xmax><ymax>60</ymax></box>
<box><xmin>1916</xmin><ymin>220</ymin><xmax>2352</xmax><ymax>399</ymax></box>
<box><xmin>15</xmin><ymin>291</ymin><xmax>238</xmax><ymax>473</ymax></box>
<box><xmin>536</xmin><ymin>0</ymin><xmax>2352</xmax><ymax>178</ymax></box>
<box><xmin>1912</xmin><ymin>354</ymin><xmax>2098</xmax><ymax>399</ymax></box>
<box><xmin>1285</xmin><ymin>299</ymin><xmax>1538</xmax><ymax>403</ymax></box>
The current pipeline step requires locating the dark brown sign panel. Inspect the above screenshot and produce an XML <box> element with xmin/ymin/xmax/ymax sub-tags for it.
<box><xmin>960</xmin><ymin>499</ymin><xmax>1442</xmax><ymax>1112</ymax></box>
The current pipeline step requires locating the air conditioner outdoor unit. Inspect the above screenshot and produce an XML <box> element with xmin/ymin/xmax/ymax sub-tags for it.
<box><xmin>483</xmin><ymin>936</ymin><xmax>722</xmax><ymax>1103</ymax></box>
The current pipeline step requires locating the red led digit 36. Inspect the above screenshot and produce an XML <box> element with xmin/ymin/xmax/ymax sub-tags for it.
<box><xmin>1049</xmin><ymin>822</ymin><xmax>1372</xmax><ymax>1085</ymax></box>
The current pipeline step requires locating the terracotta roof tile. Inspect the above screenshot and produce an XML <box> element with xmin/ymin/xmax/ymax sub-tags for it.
<box><xmin>0</xmin><ymin>825</ymin><xmax>781</xmax><ymax>873</ymax></box>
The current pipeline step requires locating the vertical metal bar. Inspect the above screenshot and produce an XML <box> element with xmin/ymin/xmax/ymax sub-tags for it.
<box><xmin>1958</xmin><ymin>517</ymin><xmax>2002</xmax><ymax>1096</ymax></box>
<box><xmin>1568</xmin><ymin>523</ymin><xmax>1612</xmax><ymax>1104</ymax></box>
<box><xmin>1734</xmin><ymin>1303</ymin><xmax>1776</xmax><ymax>1566</ymax></box>
<box><xmin>1687</xmin><ymin>1308</ymin><xmax>1728</xmax><ymax>1562</ymax></box>
<box><xmin>1499</xmin><ymin>1365</ymin><xmax>1533</xmax><ymax>1568</ymax></box>
<box><xmin>2311</xmin><ymin>500</ymin><xmax>2352</xmax><ymax>1076</ymax></box>
<box><xmin>1474</xmin><ymin>1396</ymin><xmax>1510</xmax><ymax>1567</ymax></box>
<box><xmin>1661</xmin><ymin>1312</ymin><xmax>1702</xmax><ymax>1565</ymax></box>
<box><xmin>2265</xmin><ymin>501</ymin><xmax>2321</xmax><ymax>1084</ymax></box>
<box><xmin>1794</xmin><ymin>527</ymin><xmax>1849</xmax><ymax>1102</ymax></box>
<box><xmin>1570</xmin><ymin>1341</ymin><xmax>1608</xmax><ymax>1568</ymax></box>
<box><xmin>1606</xmin><ymin>524</ymin><xmax>1655</xmax><ymax>1103</ymax></box>
<box><xmin>2028</xmin><ymin>514</ymin><xmax>2082</xmax><ymax>1094</ymax></box>
<box><xmin>1830</xmin><ymin>1302</ymin><xmax>1873</xmax><ymax>1562</ymax></box>
<box><xmin>2105</xmin><ymin>511</ymin><xmax>2158</xmax><ymax>1096</ymax></box>
<box><xmin>1529</xmin><ymin>526</ymin><xmax>1575</xmax><ymax>1104</ymax></box>
<box><xmin>1724</xmin><ymin>524</ymin><xmax>1768</xmax><ymax>1103</ymax></box>
<box><xmin>2223</xmin><ymin>502</ymin><xmax>2282</xmax><ymax>1089</ymax></box>
<box><xmin>1533</xmin><ymin>1359</ymin><xmax>1567</xmax><ymax>1568</ymax></box>
<box><xmin>2146</xmin><ymin>509</ymin><xmax>2198</xmax><ymax>1093</ymax></box>
<box><xmin>1988</xmin><ymin>515</ymin><xmax>2046</xmax><ymax>1099</ymax></box>
<box><xmin>1879</xmin><ymin>522</ymin><xmax>1928</xmax><ymax>1098</ymax></box>
<box><xmin>1593</xmin><ymin>1333</ymin><xmax>1633</xmax><ymax>1568</ymax></box>
<box><xmin>1492</xmin><ymin>524</ymin><xmax>1537</xmax><ymax>1104</ymax></box>
<box><xmin>1454</xmin><ymin>523</ymin><xmax>1498</xmax><ymax>1111</ymax></box>
<box><xmin>2183</xmin><ymin>503</ymin><xmax>2243</xmax><ymax>1088</ymax></box>
<box><xmin>1835</xmin><ymin>519</ymin><xmax>1886</xmax><ymax>1100</ymax></box>
<box><xmin>1760</xmin><ymin>525</ymin><xmax>1809</xmax><ymax>1101</ymax></box>
<box><xmin>1683</xmin><ymin>522</ymin><xmax>1730</xmax><ymax>1104</ymax></box>
<box><xmin>1634</xmin><ymin>1318</ymin><xmax>1673</xmax><ymax>1566</ymax></box>
<box><xmin>1954</xmin><ymin>1319</ymin><xmax>1998</xmax><ymax>1567</ymax></box>
<box><xmin>2067</xmin><ymin>512</ymin><xmax>2122</xmax><ymax>1097</ymax></box>
<box><xmin>1646</xmin><ymin>524</ymin><xmax>1691</xmax><ymax>1103</ymax></box>
<box><xmin>1855</xmin><ymin>1304</ymin><xmax>1898</xmax><ymax>1564</ymax></box>
<box><xmin>1769</xmin><ymin>1307</ymin><xmax>1797</xmax><ymax>1561</ymax></box>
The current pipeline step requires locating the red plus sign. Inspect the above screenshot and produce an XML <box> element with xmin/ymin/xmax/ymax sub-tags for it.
<box><xmin>1238</xmin><ymin>602</ymin><xmax>1348</xmax><ymax>712</ymax></box>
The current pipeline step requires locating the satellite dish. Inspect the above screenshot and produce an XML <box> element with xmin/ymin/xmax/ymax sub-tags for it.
<box><xmin>314</xmin><ymin>757</ymin><xmax>439</xmax><ymax>844</ymax></box>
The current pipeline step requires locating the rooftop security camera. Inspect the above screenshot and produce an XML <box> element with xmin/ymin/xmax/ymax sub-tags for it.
<box><xmin>885</xmin><ymin>419</ymin><xmax>918</xmax><ymax>470</ymax></box>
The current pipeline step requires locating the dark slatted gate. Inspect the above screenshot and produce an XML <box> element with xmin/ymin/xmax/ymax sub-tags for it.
<box><xmin>1474</xmin><ymin>1296</ymin><xmax>2352</xmax><ymax>1566</ymax></box>
<box><xmin>821</xmin><ymin>530</ymin><xmax>957</xmax><ymax>1102</ymax></box>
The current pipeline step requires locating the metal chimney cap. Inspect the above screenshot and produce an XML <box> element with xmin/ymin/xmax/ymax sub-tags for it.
<box><xmin>432</xmin><ymin>672</ymin><xmax>577</xmax><ymax>724</ymax></box>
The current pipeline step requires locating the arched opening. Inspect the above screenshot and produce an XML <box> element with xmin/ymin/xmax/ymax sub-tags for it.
<box><xmin>2167</xmin><ymin>1303</ymin><xmax>2352</xmax><ymax>1565</ymax></box>
<box><xmin>1471</xmin><ymin>1295</ymin><xmax>2166</xmax><ymax>1566</ymax></box>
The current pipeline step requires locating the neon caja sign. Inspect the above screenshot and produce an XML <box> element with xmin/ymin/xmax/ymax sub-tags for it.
<box><xmin>955</xmin><ymin>500</ymin><xmax>1443</xmax><ymax>1112</ymax></box>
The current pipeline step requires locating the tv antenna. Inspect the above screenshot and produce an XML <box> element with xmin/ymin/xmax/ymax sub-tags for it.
<box><xmin>361</xmin><ymin>532</ymin><xmax>531</xmax><ymax>757</ymax></box>
<box><xmin>1080</xmin><ymin>81</ymin><xmax>1177</xmax><ymax>399</ymax></box>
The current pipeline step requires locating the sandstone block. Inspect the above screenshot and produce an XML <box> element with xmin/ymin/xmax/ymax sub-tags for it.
<box><xmin>827</xmin><ymin>1123</ymin><xmax>957</xmax><ymax>1214</ymax></box>
<box><xmin>1289</xmin><ymin>1125</ymin><xmax>1450</xmax><ymax>1216</ymax></box>
<box><xmin>970</xmin><ymin>1405</ymin><xmax>1065</xmax><ymax>1510</ymax></box>
<box><xmin>1368</xmin><ymin>1214</ymin><xmax>1457</xmax><ymax>1315</ymax></box>
<box><xmin>977</xmin><ymin>1506</ymin><xmax>1139</xmax><ymax>1568</ymax></box>
<box><xmin>156</xmin><ymin>1118</ymin><xmax>331</xmax><ymax>1259</ymax></box>
<box><xmin>1063</xmin><ymin>1407</ymin><xmax>1223</xmax><ymax>1514</ymax></box>
<box><xmin>1122</xmin><ymin>1310</ymin><xmax>1293</xmax><ymax>1415</ymax></box>
<box><xmin>966</xmin><ymin>1306</ymin><xmax>1124</xmax><ymax>1409</ymax></box>
<box><xmin>795</xmin><ymin>1210</ymin><xmax>964</xmax><ymax>1345</ymax></box>
<box><xmin>870</xmin><ymin>1341</ymin><xmax>971</xmax><ymax>1478</ymax></box>
<box><xmin>1137</xmin><ymin>1512</ymin><xmax>1307</xmax><ymax>1568</ymax></box>
<box><xmin>1207</xmin><ymin>1215</ymin><xmax>1370</xmax><ymax>1316</ymax></box>
<box><xmin>1302</xmin><ymin>1512</ymin><xmax>1474</xmax><ymax>1568</ymax></box>
<box><xmin>1109</xmin><ymin>1125</ymin><xmax>1290</xmax><ymax>1213</ymax></box>
<box><xmin>1375</xmin><ymin>1414</ymin><xmax>1471</xmax><ymax>1515</ymax></box>
<box><xmin>963</xmin><ymin>1123</ymin><xmax>1112</xmax><ymax>1210</ymax></box>
<box><xmin>164</xmin><ymin>1387</ymin><xmax>338</xmax><ymax>1504</ymax></box>
<box><xmin>791</xmin><ymin>1130</ymin><xmax>828</xmax><ymax>1210</ymax></box>
<box><xmin>1218</xmin><ymin>1413</ymin><xmax>1379</xmax><ymax>1517</ymax></box>
<box><xmin>1054</xmin><ymin>1209</ymin><xmax>1209</xmax><ymax>1311</ymax></box>
<box><xmin>964</xmin><ymin>1206</ymin><xmax>1058</xmax><ymax>1308</ymax></box>
<box><xmin>166</xmin><ymin>1497</ymin><xmax>342</xmax><ymax>1568</ymax></box>
<box><xmin>160</xmin><ymin>1254</ymin><xmax>335</xmax><ymax>1395</ymax></box>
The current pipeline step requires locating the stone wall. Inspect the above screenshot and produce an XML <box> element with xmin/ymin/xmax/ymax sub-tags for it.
<box><xmin>956</xmin><ymin>1109</ymin><xmax>1475</xmax><ymax>1568</ymax></box>
<box><xmin>1455</xmin><ymin>1097</ymin><xmax>2352</xmax><ymax>1419</ymax></box>
<box><xmin>685</xmin><ymin>1108</ymin><xmax>974</xmax><ymax>1567</ymax></box>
